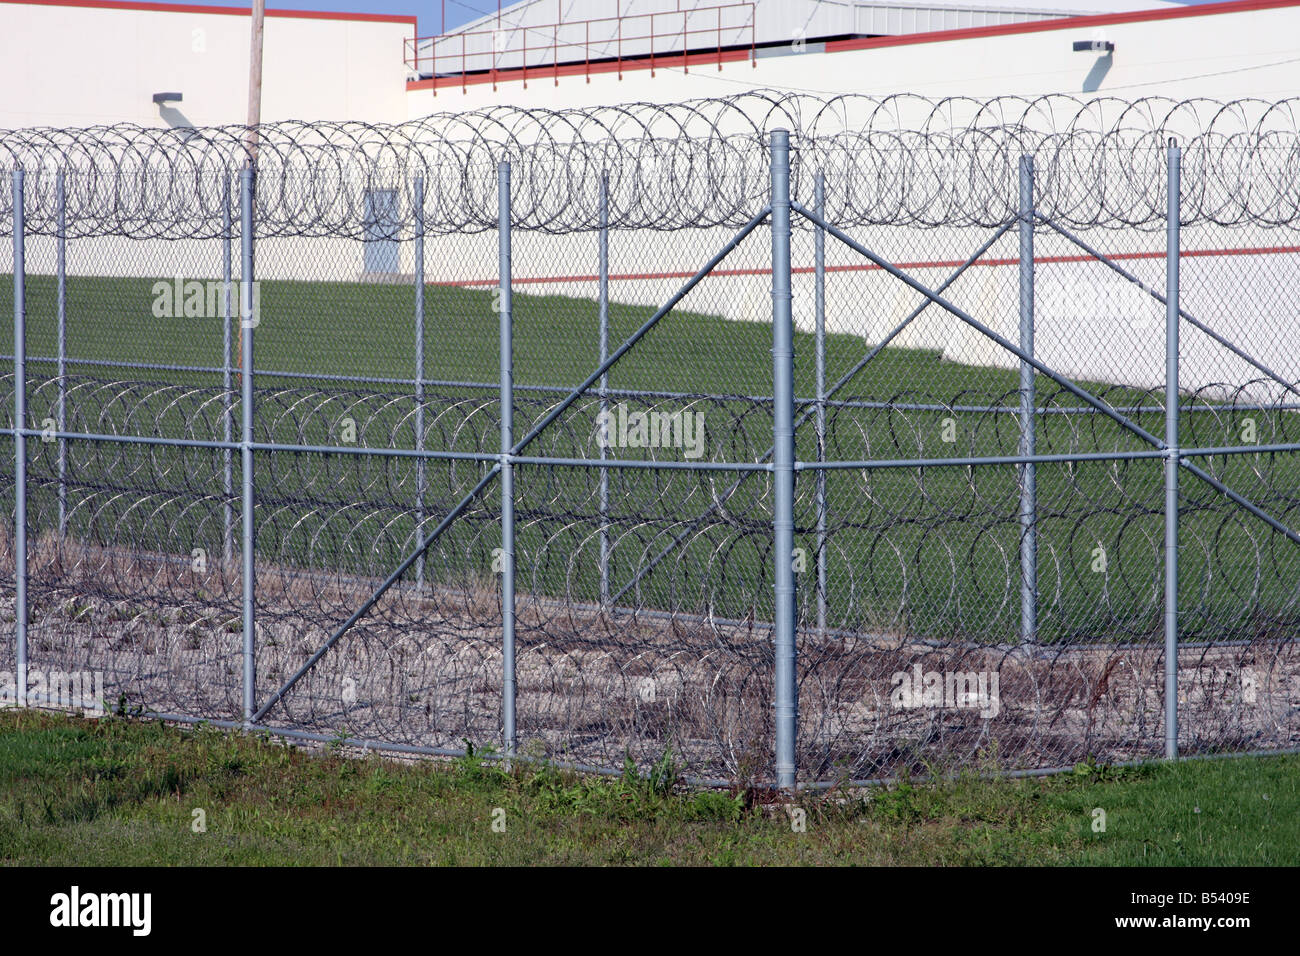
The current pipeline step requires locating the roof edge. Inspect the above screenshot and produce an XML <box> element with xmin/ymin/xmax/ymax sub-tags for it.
<box><xmin>0</xmin><ymin>0</ymin><xmax>418</xmax><ymax>27</ymax></box>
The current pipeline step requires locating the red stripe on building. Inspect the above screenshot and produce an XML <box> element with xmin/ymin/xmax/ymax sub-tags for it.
<box><xmin>429</xmin><ymin>245</ymin><xmax>1300</xmax><ymax>289</ymax></box>
<box><xmin>407</xmin><ymin>0</ymin><xmax>1300</xmax><ymax>92</ymax></box>
<box><xmin>0</xmin><ymin>0</ymin><xmax>416</xmax><ymax>26</ymax></box>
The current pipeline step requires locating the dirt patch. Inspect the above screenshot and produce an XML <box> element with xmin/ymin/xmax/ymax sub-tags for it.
<box><xmin>4</xmin><ymin>533</ymin><xmax>1297</xmax><ymax>783</ymax></box>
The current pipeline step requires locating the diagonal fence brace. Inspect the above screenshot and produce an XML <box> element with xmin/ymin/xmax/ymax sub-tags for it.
<box><xmin>607</xmin><ymin>218</ymin><xmax>1019</xmax><ymax>607</ymax></box>
<box><xmin>251</xmin><ymin>204</ymin><xmax>773</xmax><ymax>721</ymax></box>
<box><xmin>1034</xmin><ymin>213</ymin><xmax>1300</xmax><ymax>550</ymax></box>
<box><xmin>1179</xmin><ymin>457</ymin><xmax>1300</xmax><ymax>549</ymax></box>
<box><xmin>250</xmin><ymin>465</ymin><xmax>501</xmax><ymax>723</ymax></box>
<box><xmin>1036</xmin><ymin>213</ymin><xmax>1300</xmax><ymax>403</ymax></box>
<box><xmin>798</xmin><ymin>204</ymin><xmax>1300</xmax><ymax>555</ymax></box>
<box><xmin>792</xmin><ymin>200</ymin><xmax>1168</xmax><ymax>453</ymax></box>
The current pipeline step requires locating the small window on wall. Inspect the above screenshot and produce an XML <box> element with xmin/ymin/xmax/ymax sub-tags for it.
<box><xmin>363</xmin><ymin>188</ymin><xmax>400</xmax><ymax>275</ymax></box>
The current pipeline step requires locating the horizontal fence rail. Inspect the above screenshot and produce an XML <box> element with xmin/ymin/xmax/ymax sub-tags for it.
<box><xmin>3</xmin><ymin>94</ymin><xmax>1300</xmax><ymax>788</ymax></box>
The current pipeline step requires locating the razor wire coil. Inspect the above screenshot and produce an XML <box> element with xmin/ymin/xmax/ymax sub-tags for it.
<box><xmin>1</xmin><ymin>92</ymin><xmax>1299</xmax><ymax>237</ymax></box>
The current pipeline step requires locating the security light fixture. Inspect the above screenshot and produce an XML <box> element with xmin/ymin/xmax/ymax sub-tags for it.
<box><xmin>152</xmin><ymin>92</ymin><xmax>183</xmax><ymax>105</ymax></box>
<box><xmin>1072</xmin><ymin>40</ymin><xmax>1114</xmax><ymax>54</ymax></box>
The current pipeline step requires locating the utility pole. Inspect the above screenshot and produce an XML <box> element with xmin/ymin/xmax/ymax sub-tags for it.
<box><xmin>246</xmin><ymin>0</ymin><xmax>266</xmax><ymax>162</ymax></box>
<box><xmin>243</xmin><ymin>0</ymin><xmax>265</xmax><ymax>379</ymax></box>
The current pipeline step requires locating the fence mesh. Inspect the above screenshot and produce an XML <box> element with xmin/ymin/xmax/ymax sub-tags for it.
<box><xmin>2</xmin><ymin>93</ymin><xmax>1299</xmax><ymax>786</ymax></box>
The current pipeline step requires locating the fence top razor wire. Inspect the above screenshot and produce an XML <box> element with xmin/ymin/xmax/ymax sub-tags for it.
<box><xmin>2</xmin><ymin>91</ymin><xmax>1299</xmax><ymax>238</ymax></box>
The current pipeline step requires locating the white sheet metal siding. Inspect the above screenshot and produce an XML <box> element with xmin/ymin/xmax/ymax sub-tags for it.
<box><xmin>413</xmin><ymin>0</ymin><xmax>1181</xmax><ymax>74</ymax></box>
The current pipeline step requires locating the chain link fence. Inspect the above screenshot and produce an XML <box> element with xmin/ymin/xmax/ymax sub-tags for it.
<box><xmin>2</xmin><ymin>92</ymin><xmax>1299</xmax><ymax>787</ymax></box>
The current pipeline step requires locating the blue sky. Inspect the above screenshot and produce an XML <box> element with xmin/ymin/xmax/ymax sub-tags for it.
<box><xmin>169</xmin><ymin>0</ymin><xmax>1238</xmax><ymax>40</ymax></box>
<box><xmin>177</xmin><ymin>1</ymin><xmax>502</xmax><ymax>36</ymax></box>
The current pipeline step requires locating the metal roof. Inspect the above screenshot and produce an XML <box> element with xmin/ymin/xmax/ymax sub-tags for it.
<box><xmin>412</xmin><ymin>0</ymin><xmax>1187</xmax><ymax>76</ymax></box>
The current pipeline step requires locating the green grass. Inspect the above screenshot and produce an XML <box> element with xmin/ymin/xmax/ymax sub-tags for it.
<box><xmin>2</xmin><ymin>272</ymin><xmax>1298</xmax><ymax>643</ymax></box>
<box><xmin>0</xmin><ymin>711</ymin><xmax>1296</xmax><ymax>865</ymax></box>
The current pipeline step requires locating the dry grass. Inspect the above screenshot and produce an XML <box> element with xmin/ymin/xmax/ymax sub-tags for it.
<box><xmin>0</xmin><ymin>531</ymin><xmax>1296</xmax><ymax>784</ymax></box>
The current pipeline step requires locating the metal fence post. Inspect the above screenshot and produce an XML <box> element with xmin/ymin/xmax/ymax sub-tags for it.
<box><xmin>1165</xmin><ymin>141</ymin><xmax>1181</xmax><ymax>760</ymax></box>
<box><xmin>12</xmin><ymin>168</ymin><xmax>27</xmax><ymax>708</ymax></box>
<box><xmin>499</xmin><ymin>161</ymin><xmax>517</xmax><ymax>759</ymax></box>
<box><xmin>814</xmin><ymin>170</ymin><xmax>827</xmax><ymax>638</ymax></box>
<box><xmin>598</xmin><ymin>171</ymin><xmax>610</xmax><ymax>608</ymax></box>
<box><xmin>770</xmin><ymin>130</ymin><xmax>797</xmax><ymax>791</ymax></box>
<box><xmin>1018</xmin><ymin>155</ymin><xmax>1038</xmax><ymax>645</ymax></box>
<box><xmin>414</xmin><ymin>175</ymin><xmax>426</xmax><ymax>591</ymax></box>
<box><xmin>222</xmin><ymin>172</ymin><xmax>234</xmax><ymax>565</ymax></box>
<box><xmin>56</xmin><ymin>169</ymin><xmax>67</xmax><ymax>539</ymax></box>
<box><xmin>240</xmin><ymin>164</ymin><xmax>256</xmax><ymax>727</ymax></box>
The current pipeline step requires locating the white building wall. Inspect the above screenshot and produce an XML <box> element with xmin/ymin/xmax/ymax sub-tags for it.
<box><xmin>407</xmin><ymin>3</ymin><xmax>1300</xmax><ymax>111</ymax></box>
<box><xmin>409</xmin><ymin>0</ymin><xmax>1192</xmax><ymax>77</ymax></box>
<box><xmin>0</xmin><ymin>0</ymin><xmax>414</xmax><ymax>129</ymax></box>
<box><xmin>4</xmin><ymin>1</ymin><xmax>1295</xmax><ymax>399</ymax></box>
<box><xmin>400</xmin><ymin>3</ymin><xmax>1300</xmax><ymax>398</ymax></box>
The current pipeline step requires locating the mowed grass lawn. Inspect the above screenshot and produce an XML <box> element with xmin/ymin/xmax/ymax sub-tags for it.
<box><xmin>1</xmin><ymin>711</ymin><xmax>1296</xmax><ymax>865</ymax></box>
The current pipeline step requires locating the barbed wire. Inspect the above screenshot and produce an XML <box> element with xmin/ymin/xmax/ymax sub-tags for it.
<box><xmin>2</xmin><ymin>92</ymin><xmax>1299</xmax><ymax>238</ymax></box>
<box><xmin>5</xmin><ymin>91</ymin><xmax>1299</xmax><ymax>780</ymax></box>
<box><xmin>5</xmin><ymin>373</ymin><xmax>1298</xmax><ymax>775</ymax></box>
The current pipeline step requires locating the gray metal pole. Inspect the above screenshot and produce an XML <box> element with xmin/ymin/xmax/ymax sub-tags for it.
<box><xmin>251</xmin><ymin>207</ymin><xmax>771</xmax><ymax>724</ymax></box>
<box><xmin>499</xmin><ymin>161</ymin><xmax>517</xmax><ymax>759</ymax></box>
<box><xmin>770</xmin><ymin>130</ymin><xmax>797</xmax><ymax>791</ymax></box>
<box><xmin>222</xmin><ymin>173</ymin><xmax>234</xmax><ymax>565</ymax></box>
<box><xmin>12</xmin><ymin>168</ymin><xmax>27</xmax><ymax>709</ymax></box>
<box><xmin>240</xmin><ymin>165</ymin><xmax>256</xmax><ymax>726</ymax></box>
<box><xmin>414</xmin><ymin>175</ymin><xmax>426</xmax><ymax>591</ymax></box>
<box><xmin>598</xmin><ymin>171</ymin><xmax>610</xmax><ymax>608</ymax></box>
<box><xmin>1018</xmin><ymin>156</ymin><xmax>1037</xmax><ymax>645</ymax></box>
<box><xmin>1164</xmin><ymin>141</ymin><xmax>1181</xmax><ymax>760</ymax></box>
<box><xmin>814</xmin><ymin>171</ymin><xmax>827</xmax><ymax>638</ymax></box>
<box><xmin>55</xmin><ymin>169</ymin><xmax>67</xmax><ymax>539</ymax></box>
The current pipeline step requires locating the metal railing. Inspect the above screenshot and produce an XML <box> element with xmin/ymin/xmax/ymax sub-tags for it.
<box><xmin>403</xmin><ymin>2</ymin><xmax>756</xmax><ymax>87</ymax></box>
